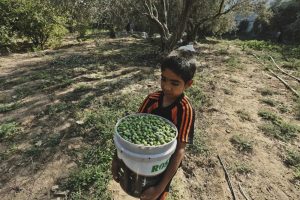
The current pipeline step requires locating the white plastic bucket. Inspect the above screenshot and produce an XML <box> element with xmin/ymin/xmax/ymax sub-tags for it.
<box><xmin>114</xmin><ymin>113</ymin><xmax>178</xmax><ymax>176</ymax></box>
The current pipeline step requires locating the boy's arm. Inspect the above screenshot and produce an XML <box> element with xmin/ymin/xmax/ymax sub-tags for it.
<box><xmin>111</xmin><ymin>151</ymin><xmax>120</xmax><ymax>183</ymax></box>
<box><xmin>140</xmin><ymin>141</ymin><xmax>186</xmax><ymax>200</ymax></box>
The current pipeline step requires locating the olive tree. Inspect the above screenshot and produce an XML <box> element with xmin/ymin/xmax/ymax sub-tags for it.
<box><xmin>141</xmin><ymin>0</ymin><xmax>195</xmax><ymax>52</ymax></box>
<box><xmin>0</xmin><ymin>0</ymin><xmax>67</xmax><ymax>49</ymax></box>
<box><xmin>0</xmin><ymin>0</ymin><xmax>18</xmax><ymax>47</ymax></box>
<box><xmin>270</xmin><ymin>0</ymin><xmax>300</xmax><ymax>43</ymax></box>
<box><xmin>186</xmin><ymin>0</ymin><xmax>265</xmax><ymax>42</ymax></box>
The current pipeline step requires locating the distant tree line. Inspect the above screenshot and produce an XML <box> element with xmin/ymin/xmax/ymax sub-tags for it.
<box><xmin>241</xmin><ymin>0</ymin><xmax>300</xmax><ymax>44</ymax></box>
<box><xmin>0</xmin><ymin>0</ymin><xmax>298</xmax><ymax>53</ymax></box>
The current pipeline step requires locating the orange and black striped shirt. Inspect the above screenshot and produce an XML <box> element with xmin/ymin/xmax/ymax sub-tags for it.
<box><xmin>138</xmin><ymin>91</ymin><xmax>195</xmax><ymax>144</ymax></box>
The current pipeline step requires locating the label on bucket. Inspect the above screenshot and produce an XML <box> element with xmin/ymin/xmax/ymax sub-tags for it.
<box><xmin>151</xmin><ymin>159</ymin><xmax>169</xmax><ymax>173</ymax></box>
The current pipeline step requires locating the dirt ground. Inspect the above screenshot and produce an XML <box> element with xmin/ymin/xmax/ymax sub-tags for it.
<box><xmin>1</xmin><ymin>36</ymin><xmax>299</xmax><ymax>200</ymax></box>
<box><xmin>169</xmin><ymin>42</ymin><xmax>300</xmax><ymax>200</ymax></box>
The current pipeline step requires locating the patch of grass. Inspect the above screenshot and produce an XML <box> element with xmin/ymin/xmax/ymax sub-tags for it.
<box><xmin>285</xmin><ymin>150</ymin><xmax>300</xmax><ymax>167</ymax></box>
<box><xmin>0</xmin><ymin>144</ymin><xmax>18</xmax><ymax>161</ymax></box>
<box><xmin>34</xmin><ymin>70</ymin><xmax>74</xmax><ymax>92</ymax></box>
<box><xmin>284</xmin><ymin>45</ymin><xmax>300</xmax><ymax>59</ymax></box>
<box><xmin>74</xmin><ymin>83</ymin><xmax>93</xmax><ymax>92</ymax></box>
<box><xmin>258</xmin><ymin>88</ymin><xmax>274</xmax><ymax>96</ymax></box>
<box><xmin>14</xmin><ymin>87</ymin><xmax>35</xmax><ymax>99</ymax></box>
<box><xmin>77</xmin><ymin>94</ymin><xmax>95</xmax><ymax>108</ymax></box>
<box><xmin>185</xmin><ymin>85</ymin><xmax>206</xmax><ymax>108</ymax></box>
<box><xmin>260</xmin><ymin>98</ymin><xmax>276</xmax><ymax>107</ymax></box>
<box><xmin>258</xmin><ymin>110</ymin><xmax>279</xmax><ymax>121</ymax></box>
<box><xmin>44</xmin><ymin>102</ymin><xmax>73</xmax><ymax>115</ymax></box>
<box><xmin>187</xmin><ymin>135</ymin><xmax>209</xmax><ymax>155</ymax></box>
<box><xmin>217</xmin><ymin>48</ymin><xmax>229</xmax><ymax>55</ymax></box>
<box><xmin>65</xmin><ymin>148</ymin><xmax>113</xmax><ymax>199</ymax></box>
<box><xmin>101</xmin><ymin>93</ymin><xmax>145</xmax><ymax>112</ymax></box>
<box><xmin>278</xmin><ymin>104</ymin><xmax>289</xmax><ymax>113</ymax></box>
<box><xmin>0</xmin><ymin>121</ymin><xmax>21</xmax><ymax>139</ymax></box>
<box><xmin>236</xmin><ymin>110</ymin><xmax>252</xmax><ymax>121</ymax></box>
<box><xmin>284</xmin><ymin>149</ymin><xmax>300</xmax><ymax>181</ymax></box>
<box><xmin>296</xmin><ymin>98</ymin><xmax>300</xmax><ymax>120</ymax></box>
<box><xmin>45</xmin><ymin>133</ymin><xmax>62</xmax><ymax>147</ymax></box>
<box><xmin>226</xmin><ymin>57</ymin><xmax>241</xmax><ymax>69</ymax></box>
<box><xmin>64</xmin><ymin>92</ymin><xmax>144</xmax><ymax>199</ymax></box>
<box><xmin>281</xmin><ymin>60</ymin><xmax>300</xmax><ymax>70</ymax></box>
<box><xmin>232</xmin><ymin>162</ymin><xmax>253</xmax><ymax>175</ymax></box>
<box><xmin>73</xmin><ymin>67</ymin><xmax>89</xmax><ymax>73</ymax></box>
<box><xmin>222</xmin><ymin>88</ymin><xmax>233</xmax><ymax>95</ymax></box>
<box><xmin>229</xmin><ymin>78</ymin><xmax>239</xmax><ymax>83</ymax></box>
<box><xmin>295</xmin><ymin>169</ymin><xmax>300</xmax><ymax>181</ymax></box>
<box><xmin>258</xmin><ymin>110</ymin><xmax>299</xmax><ymax>141</ymax></box>
<box><xmin>61</xmin><ymin>84</ymin><xmax>94</xmax><ymax>102</ymax></box>
<box><xmin>230</xmin><ymin>135</ymin><xmax>253</xmax><ymax>153</ymax></box>
<box><xmin>238</xmin><ymin>40</ymin><xmax>281</xmax><ymax>52</ymax></box>
<box><xmin>3</xmin><ymin>76</ymin><xmax>31</xmax><ymax>87</ymax></box>
<box><xmin>0</xmin><ymin>102</ymin><xmax>21</xmax><ymax>113</ymax></box>
<box><xmin>167</xmin><ymin>177</ymin><xmax>184</xmax><ymax>200</ymax></box>
<box><xmin>24</xmin><ymin>146</ymin><xmax>43</xmax><ymax>158</ymax></box>
<box><xmin>32</xmin><ymin>71</ymin><xmax>52</xmax><ymax>80</ymax></box>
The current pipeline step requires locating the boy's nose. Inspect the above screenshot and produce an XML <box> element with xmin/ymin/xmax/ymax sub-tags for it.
<box><xmin>163</xmin><ymin>84</ymin><xmax>171</xmax><ymax>91</ymax></box>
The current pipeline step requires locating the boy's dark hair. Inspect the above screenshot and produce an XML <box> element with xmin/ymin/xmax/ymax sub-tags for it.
<box><xmin>161</xmin><ymin>56</ymin><xmax>196</xmax><ymax>83</ymax></box>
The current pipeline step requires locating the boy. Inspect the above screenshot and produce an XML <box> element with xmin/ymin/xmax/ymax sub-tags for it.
<box><xmin>112</xmin><ymin>56</ymin><xmax>196</xmax><ymax>200</ymax></box>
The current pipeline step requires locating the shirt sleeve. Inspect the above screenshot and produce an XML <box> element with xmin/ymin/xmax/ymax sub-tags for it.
<box><xmin>177</xmin><ymin>102</ymin><xmax>195</xmax><ymax>144</ymax></box>
<box><xmin>138</xmin><ymin>91</ymin><xmax>161</xmax><ymax>113</ymax></box>
<box><xmin>138</xmin><ymin>95</ymin><xmax>151</xmax><ymax>113</ymax></box>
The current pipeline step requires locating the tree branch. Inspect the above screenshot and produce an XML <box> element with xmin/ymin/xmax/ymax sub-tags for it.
<box><xmin>268</xmin><ymin>69</ymin><xmax>300</xmax><ymax>97</ymax></box>
<box><xmin>193</xmin><ymin>0</ymin><xmax>248</xmax><ymax>32</ymax></box>
<box><xmin>217</xmin><ymin>155</ymin><xmax>237</xmax><ymax>200</ymax></box>
<box><xmin>161</xmin><ymin>0</ymin><xmax>168</xmax><ymax>25</ymax></box>
<box><xmin>143</xmin><ymin>0</ymin><xmax>170</xmax><ymax>39</ymax></box>
<box><xmin>269</xmin><ymin>56</ymin><xmax>300</xmax><ymax>83</ymax></box>
<box><xmin>252</xmin><ymin>53</ymin><xmax>300</xmax><ymax>97</ymax></box>
<box><xmin>169</xmin><ymin>0</ymin><xmax>195</xmax><ymax>47</ymax></box>
<box><xmin>238</xmin><ymin>183</ymin><xmax>251</xmax><ymax>200</ymax></box>
<box><xmin>152</xmin><ymin>3</ymin><xmax>159</xmax><ymax>18</ymax></box>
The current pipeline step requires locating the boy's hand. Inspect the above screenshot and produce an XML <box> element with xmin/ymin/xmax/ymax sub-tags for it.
<box><xmin>140</xmin><ymin>186</ymin><xmax>163</xmax><ymax>200</ymax></box>
<box><xmin>111</xmin><ymin>157</ymin><xmax>120</xmax><ymax>183</ymax></box>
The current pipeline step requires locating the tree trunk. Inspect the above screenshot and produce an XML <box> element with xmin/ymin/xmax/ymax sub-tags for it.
<box><xmin>186</xmin><ymin>25</ymin><xmax>198</xmax><ymax>43</ymax></box>
<box><xmin>143</xmin><ymin>0</ymin><xmax>195</xmax><ymax>53</ymax></box>
<box><xmin>163</xmin><ymin>0</ymin><xmax>195</xmax><ymax>52</ymax></box>
<box><xmin>197</xmin><ymin>30</ymin><xmax>206</xmax><ymax>40</ymax></box>
<box><xmin>109</xmin><ymin>25</ymin><xmax>116</xmax><ymax>38</ymax></box>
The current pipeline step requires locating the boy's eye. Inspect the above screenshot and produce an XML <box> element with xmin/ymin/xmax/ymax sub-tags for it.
<box><xmin>161</xmin><ymin>77</ymin><xmax>166</xmax><ymax>81</ymax></box>
<box><xmin>171</xmin><ymin>82</ymin><xmax>179</xmax><ymax>86</ymax></box>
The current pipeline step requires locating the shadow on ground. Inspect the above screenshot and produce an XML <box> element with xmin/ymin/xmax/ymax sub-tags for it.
<box><xmin>0</xmin><ymin>36</ymin><xmax>160</xmax><ymax>198</ymax></box>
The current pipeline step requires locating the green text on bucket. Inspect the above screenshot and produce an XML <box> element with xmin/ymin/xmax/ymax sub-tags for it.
<box><xmin>151</xmin><ymin>159</ymin><xmax>169</xmax><ymax>173</ymax></box>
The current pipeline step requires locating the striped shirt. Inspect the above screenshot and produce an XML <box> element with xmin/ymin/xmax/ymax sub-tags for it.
<box><xmin>138</xmin><ymin>91</ymin><xmax>195</xmax><ymax>144</ymax></box>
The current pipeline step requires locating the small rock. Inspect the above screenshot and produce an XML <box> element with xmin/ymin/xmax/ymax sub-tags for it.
<box><xmin>68</xmin><ymin>144</ymin><xmax>81</xmax><ymax>149</ymax></box>
<box><xmin>223</xmin><ymin>56</ymin><xmax>231</xmax><ymax>61</ymax></box>
<box><xmin>207</xmin><ymin>107</ymin><xmax>219</xmax><ymax>113</ymax></box>
<box><xmin>53</xmin><ymin>190</ymin><xmax>69</xmax><ymax>197</ymax></box>
<box><xmin>225</xmin><ymin>129</ymin><xmax>231</xmax><ymax>133</ymax></box>
<box><xmin>177</xmin><ymin>44</ymin><xmax>196</xmax><ymax>52</ymax></box>
<box><xmin>35</xmin><ymin>141</ymin><xmax>42</xmax><ymax>146</ymax></box>
<box><xmin>75</xmin><ymin>120</ymin><xmax>84</xmax><ymax>125</ymax></box>
<box><xmin>12</xmin><ymin>186</ymin><xmax>22</xmax><ymax>193</ymax></box>
<box><xmin>51</xmin><ymin>185</ymin><xmax>59</xmax><ymax>192</ymax></box>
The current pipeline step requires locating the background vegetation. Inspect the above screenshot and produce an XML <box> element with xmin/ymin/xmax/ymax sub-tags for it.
<box><xmin>1</xmin><ymin>0</ymin><xmax>300</xmax><ymax>199</ymax></box>
<box><xmin>1</xmin><ymin>0</ymin><xmax>299</xmax><ymax>53</ymax></box>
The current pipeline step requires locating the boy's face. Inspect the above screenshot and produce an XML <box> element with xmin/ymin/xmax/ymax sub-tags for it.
<box><xmin>161</xmin><ymin>68</ymin><xmax>193</xmax><ymax>100</ymax></box>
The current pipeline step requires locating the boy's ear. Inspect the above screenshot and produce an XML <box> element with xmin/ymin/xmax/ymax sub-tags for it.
<box><xmin>185</xmin><ymin>80</ymin><xmax>193</xmax><ymax>89</ymax></box>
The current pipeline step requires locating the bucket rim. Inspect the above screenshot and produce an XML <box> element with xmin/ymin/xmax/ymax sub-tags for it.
<box><xmin>114</xmin><ymin>135</ymin><xmax>177</xmax><ymax>160</ymax></box>
<box><xmin>115</xmin><ymin>113</ymin><xmax>178</xmax><ymax>149</ymax></box>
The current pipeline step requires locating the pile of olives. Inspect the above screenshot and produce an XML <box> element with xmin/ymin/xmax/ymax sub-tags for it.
<box><xmin>117</xmin><ymin>115</ymin><xmax>177</xmax><ymax>146</ymax></box>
